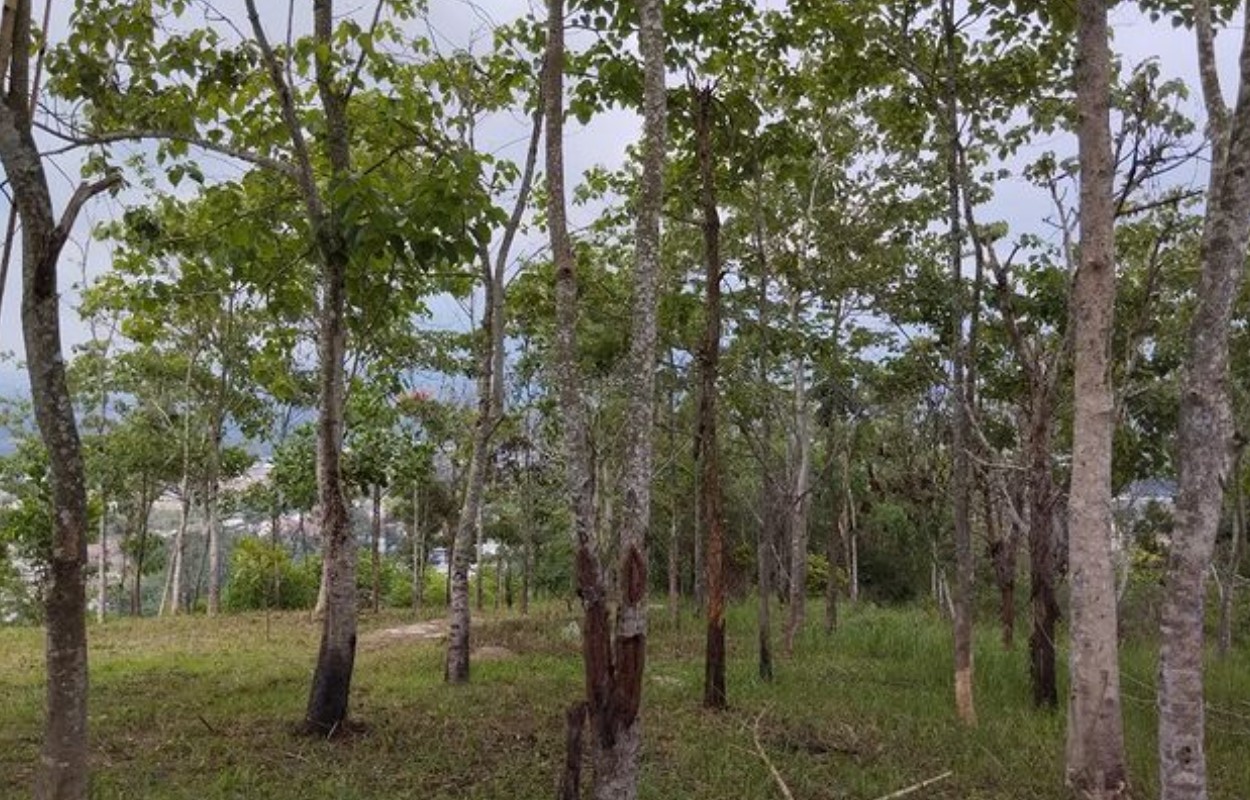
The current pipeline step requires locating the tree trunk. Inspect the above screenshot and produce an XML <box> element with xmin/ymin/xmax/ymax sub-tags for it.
<box><xmin>693</xmin><ymin>435</ymin><xmax>704</xmax><ymax>610</ymax></box>
<box><xmin>1216</xmin><ymin>447</ymin><xmax>1244</xmax><ymax>657</ymax></box>
<box><xmin>667</xmin><ymin>366</ymin><xmax>680</xmax><ymax>629</ymax></box>
<box><xmin>206</xmin><ymin>471</ymin><xmax>221</xmax><ymax>616</ymax></box>
<box><xmin>164</xmin><ymin>490</ymin><xmax>190</xmax><ymax>617</ymax></box>
<box><xmin>0</xmin><ymin>2</ymin><xmax>107</xmax><ymax>792</ymax></box>
<box><xmin>475</xmin><ymin>496</ymin><xmax>485</xmax><ymax>613</ymax></box>
<box><xmin>694</xmin><ymin>85</ymin><xmax>727</xmax><ymax>711</ymax></box>
<box><xmin>547</xmin><ymin>0</ymin><xmax>665</xmax><ymax>793</ymax></box>
<box><xmin>303</xmin><ymin>237</ymin><xmax>356</xmax><ymax>733</ymax></box>
<box><xmin>521</xmin><ymin>446</ymin><xmax>533</xmax><ymax>617</ymax></box>
<box><xmin>1027</xmin><ymin>406</ymin><xmax>1059</xmax><ymax>707</ymax></box>
<box><xmin>97</xmin><ymin>503</ymin><xmax>108</xmax><ymax>623</ymax></box>
<box><xmin>784</xmin><ymin>368</ymin><xmax>812</xmax><ymax>654</ymax></box>
<box><xmin>242</xmin><ymin>0</ymin><xmax>358</xmax><ymax>732</ymax></box>
<box><xmin>412</xmin><ymin>482</ymin><xmax>423</xmax><ymax>613</ymax></box>
<box><xmin>370</xmin><ymin>483</ymin><xmax>382</xmax><ymax>613</ymax></box>
<box><xmin>446</xmin><ymin>394</ymin><xmax>490</xmax><ymax>682</ymax></box>
<box><xmin>1158</xmin><ymin>3</ymin><xmax>1250</xmax><ymax>795</ymax></box>
<box><xmin>757</xmin><ymin>449</ymin><xmax>776</xmax><ymax>681</ymax></box>
<box><xmin>165</xmin><ymin>353</ymin><xmax>197</xmax><ymax>618</ymax></box>
<box><xmin>826</xmin><ymin>447</ymin><xmax>849</xmax><ymax>635</ymax></box>
<box><xmin>941</xmin><ymin>0</ymin><xmax>975</xmax><ymax>727</ymax></box>
<box><xmin>131</xmin><ymin>488</ymin><xmax>151</xmax><ymax>617</ymax></box>
<box><xmin>1065</xmin><ymin>0</ymin><xmax>1127</xmax><ymax>792</ymax></box>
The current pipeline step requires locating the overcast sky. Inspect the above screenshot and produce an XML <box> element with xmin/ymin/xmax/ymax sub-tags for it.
<box><xmin>0</xmin><ymin>1</ymin><xmax>1239</xmax><ymax>393</ymax></box>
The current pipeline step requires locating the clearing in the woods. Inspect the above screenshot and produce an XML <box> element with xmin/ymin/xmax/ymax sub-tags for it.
<box><xmin>2</xmin><ymin>603</ymin><xmax>1248</xmax><ymax>799</ymax></box>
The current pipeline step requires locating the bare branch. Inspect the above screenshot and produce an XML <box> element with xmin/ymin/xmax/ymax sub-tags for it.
<box><xmin>751</xmin><ymin>711</ymin><xmax>795</xmax><ymax>800</ymax></box>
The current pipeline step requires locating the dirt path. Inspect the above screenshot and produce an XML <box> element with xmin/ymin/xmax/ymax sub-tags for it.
<box><xmin>360</xmin><ymin>619</ymin><xmax>447</xmax><ymax>648</ymax></box>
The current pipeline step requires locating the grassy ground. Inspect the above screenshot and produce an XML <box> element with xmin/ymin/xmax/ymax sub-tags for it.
<box><xmin>2</xmin><ymin>601</ymin><xmax>1249</xmax><ymax>799</ymax></box>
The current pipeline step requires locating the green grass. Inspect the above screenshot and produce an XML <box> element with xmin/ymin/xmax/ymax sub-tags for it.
<box><xmin>2</xmin><ymin>601</ymin><xmax>1249</xmax><ymax>798</ymax></box>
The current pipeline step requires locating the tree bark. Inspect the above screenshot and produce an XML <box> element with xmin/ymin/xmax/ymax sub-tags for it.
<box><xmin>445</xmin><ymin>362</ymin><xmax>490</xmax><ymax>681</ymax></box>
<box><xmin>783</xmin><ymin>300</ymin><xmax>812</xmax><ymax>657</ymax></box>
<box><xmin>1028</xmin><ymin>406</ymin><xmax>1059</xmax><ymax>708</ymax></box>
<box><xmin>1216</xmin><ymin>446</ymin><xmax>1244</xmax><ymax>657</ymax></box>
<box><xmin>547</xmin><ymin>0</ymin><xmax>664</xmax><ymax>793</ymax></box>
<box><xmin>1158</xmin><ymin>2</ymin><xmax>1250</xmax><ymax>795</ymax></box>
<box><xmin>694</xmin><ymin>85</ymin><xmax>727</xmax><ymax>710</ymax></box>
<box><xmin>1065</xmin><ymin>0</ymin><xmax>1127</xmax><ymax>792</ymax></box>
<box><xmin>371</xmin><ymin>482</ymin><xmax>382</xmax><ymax>613</ymax></box>
<box><xmin>446</xmin><ymin>76</ymin><xmax>540</xmax><ymax>679</ymax></box>
<box><xmin>244</xmin><ymin>0</ymin><xmax>358</xmax><ymax>733</ymax></box>
<box><xmin>412</xmin><ymin>482</ymin><xmax>423</xmax><ymax>612</ymax></box>
<box><xmin>0</xmin><ymin>2</ymin><xmax>111</xmax><ymax>793</ymax></box>
<box><xmin>942</xmin><ymin>0</ymin><xmax>975</xmax><ymax>727</ymax></box>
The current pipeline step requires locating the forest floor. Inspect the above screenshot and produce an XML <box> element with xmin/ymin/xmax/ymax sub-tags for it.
<box><xmin>2</xmin><ymin>601</ymin><xmax>1250</xmax><ymax>799</ymax></box>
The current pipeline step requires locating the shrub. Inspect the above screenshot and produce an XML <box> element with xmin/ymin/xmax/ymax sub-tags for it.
<box><xmin>224</xmin><ymin>538</ymin><xmax>318</xmax><ymax>611</ymax></box>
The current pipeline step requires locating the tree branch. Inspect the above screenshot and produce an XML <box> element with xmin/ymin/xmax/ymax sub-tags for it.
<box><xmin>36</xmin><ymin>121</ymin><xmax>296</xmax><ymax>177</ymax></box>
<box><xmin>1194</xmin><ymin>0</ymin><xmax>1228</xmax><ymax>143</ymax></box>
<box><xmin>55</xmin><ymin>174</ymin><xmax>120</xmax><ymax>240</ymax></box>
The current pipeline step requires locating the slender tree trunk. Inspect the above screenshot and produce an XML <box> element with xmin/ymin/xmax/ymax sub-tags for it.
<box><xmin>446</xmin><ymin>383</ymin><xmax>491</xmax><ymax>682</ymax></box>
<box><xmin>96</xmin><ymin>503</ymin><xmax>107</xmax><ymax>623</ymax></box>
<box><xmin>164</xmin><ymin>491</ymin><xmax>190</xmax><ymax>617</ymax></box>
<box><xmin>475</xmin><ymin>496</ymin><xmax>485</xmax><ymax>612</ymax></box>
<box><xmin>849</xmin><ymin>529</ymin><xmax>859</xmax><ymax>604</ymax></box>
<box><xmin>1217</xmin><ymin>447</ymin><xmax>1244</xmax><ymax>656</ymax></box>
<box><xmin>205</xmin><ymin>332</ymin><xmax>230</xmax><ymax>618</ymax></box>
<box><xmin>1028</xmin><ymin>405</ymin><xmax>1059</xmax><ymax>707</ymax></box>
<box><xmin>693</xmin><ymin>437</ymin><xmax>704</xmax><ymax>610</ymax></box>
<box><xmin>988</xmin><ymin>486</ymin><xmax>1020</xmax><ymax>650</ymax></box>
<box><xmin>667</xmin><ymin>366</ymin><xmax>680</xmax><ymax>629</ymax></box>
<box><xmin>941</xmin><ymin>0</ymin><xmax>976</xmax><ymax>727</ymax></box>
<box><xmin>131</xmin><ymin>488</ymin><xmax>151</xmax><ymax>617</ymax></box>
<box><xmin>163</xmin><ymin>358</ymin><xmax>196</xmax><ymax>617</ymax></box>
<box><xmin>784</xmin><ymin>335</ymin><xmax>812</xmax><ymax>654</ymax></box>
<box><xmin>522</xmin><ymin>445</ymin><xmax>533</xmax><ymax>617</ymax></box>
<box><xmin>370</xmin><ymin>483</ymin><xmax>382</xmax><ymax>613</ymax></box>
<box><xmin>1065</xmin><ymin>0</ymin><xmax>1127</xmax><ymax>791</ymax></box>
<box><xmin>826</xmin><ymin>446</ymin><xmax>848</xmax><ymax>635</ymax></box>
<box><xmin>206</xmin><ymin>466</ymin><xmax>221</xmax><ymax>617</ymax></box>
<box><xmin>547</xmin><ymin>0</ymin><xmax>664</xmax><ymax>793</ymax></box>
<box><xmin>1158</xmin><ymin>2</ymin><xmax>1250</xmax><ymax>794</ymax></box>
<box><xmin>494</xmin><ymin>546</ymin><xmax>502</xmax><ymax>612</ymax></box>
<box><xmin>757</xmin><ymin>445</ymin><xmax>776</xmax><ymax>681</ymax></box>
<box><xmin>412</xmin><ymin>482</ymin><xmax>423</xmax><ymax>613</ymax></box>
<box><xmin>0</xmin><ymin>2</ymin><xmax>110</xmax><ymax>792</ymax></box>
<box><xmin>694</xmin><ymin>85</ymin><xmax>727</xmax><ymax>710</ymax></box>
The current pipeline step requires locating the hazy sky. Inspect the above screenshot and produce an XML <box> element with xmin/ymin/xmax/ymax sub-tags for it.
<box><xmin>0</xmin><ymin>1</ymin><xmax>1238</xmax><ymax>390</ymax></box>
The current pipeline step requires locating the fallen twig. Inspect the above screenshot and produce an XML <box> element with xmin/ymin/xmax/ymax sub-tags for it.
<box><xmin>196</xmin><ymin>713</ymin><xmax>219</xmax><ymax>735</ymax></box>
<box><xmin>752</xmin><ymin>710</ymin><xmax>795</xmax><ymax>800</ymax></box>
<box><xmin>870</xmin><ymin>770</ymin><xmax>953</xmax><ymax>800</ymax></box>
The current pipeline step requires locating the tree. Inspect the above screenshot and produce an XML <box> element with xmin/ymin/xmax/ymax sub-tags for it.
<box><xmin>1064</xmin><ymin>0</ymin><xmax>1127</xmax><ymax>794</ymax></box>
<box><xmin>0</xmin><ymin>0</ymin><xmax>121</xmax><ymax>795</ymax></box>
<box><xmin>1158</xmin><ymin>0</ymin><xmax>1250</xmax><ymax>795</ymax></box>
<box><xmin>691</xmin><ymin>83</ymin><xmax>728</xmax><ymax>710</ymax></box>
<box><xmin>547</xmin><ymin>0</ymin><xmax>665</xmax><ymax>794</ymax></box>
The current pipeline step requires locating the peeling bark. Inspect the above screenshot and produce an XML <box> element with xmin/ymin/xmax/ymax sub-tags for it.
<box><xmin>547</xmin><ymin>0</ymin><xmax>664</xmax><ymax>793</ymax></box>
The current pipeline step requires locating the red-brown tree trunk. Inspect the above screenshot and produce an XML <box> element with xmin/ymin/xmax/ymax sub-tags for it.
<box><xmin>694</xmin><ymin>85</ymin><xmax>727</xmax><ymax>711</ymax></box>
